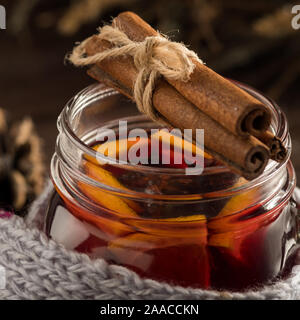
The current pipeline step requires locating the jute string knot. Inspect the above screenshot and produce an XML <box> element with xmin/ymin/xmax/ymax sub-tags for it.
<box><xmin>68</xmin><ymin>25</ymin><xmax>203</xmax><ymax>123</ymax></box>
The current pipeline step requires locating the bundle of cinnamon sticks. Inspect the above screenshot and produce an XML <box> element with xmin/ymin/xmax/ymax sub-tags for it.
<box><xmin>69</xmin><ymin>11</ymin><xmax>287</xmax><ymax>180</ymax></box>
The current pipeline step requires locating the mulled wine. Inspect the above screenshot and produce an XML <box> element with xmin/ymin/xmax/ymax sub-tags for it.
<box><xmin>46</xmin><ymin>129</ymin><xmax>299</xmax><ymax>290</ymax></box>
<box><xmin>45</xmin><ymin>83</ymin><xmax>299</xmax><ymax>291</ymax></box>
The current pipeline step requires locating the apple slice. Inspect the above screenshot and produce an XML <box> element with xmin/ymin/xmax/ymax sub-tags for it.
<box><xmin>57</xmin><ymin>191</ymin><xmax>136</xmax><ymax>238</ymax></box>
<box><xmin>50</xmin><ymin>205</ymin><xmax>89</xmax><ymax>250</ymax></box>
<box><xmin>108</xmin><ymin>231</ymin><xmax>210</xmax><ymax>288</ymax></box>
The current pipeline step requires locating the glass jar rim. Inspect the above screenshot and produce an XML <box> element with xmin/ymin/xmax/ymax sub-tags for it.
<box><xmin>59</xmin><ymin>81</ymin><xmax>292</xmax><ymax>200</ymax></box>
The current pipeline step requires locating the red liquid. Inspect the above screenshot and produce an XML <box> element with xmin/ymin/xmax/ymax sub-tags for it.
<box><xmin>47</xmin><ymin>133</ymin><xmax>299</xmax><ymax>290</ymax></box>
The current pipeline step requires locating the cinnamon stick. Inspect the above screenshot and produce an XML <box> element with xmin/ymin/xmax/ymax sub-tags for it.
<box><xmin>254</xmin><ymin>130</ymin><xmax>287</xmax><ymax>161</ymax></box>
<box><xmin>112</xmin><ymin>11</ymin><xmax>272</xmax><ymax>137</ymax></box>
<box><xmin>86</xmin><ymin>54</ymin><xmax>269</xmax><ymax>180</ymax></box>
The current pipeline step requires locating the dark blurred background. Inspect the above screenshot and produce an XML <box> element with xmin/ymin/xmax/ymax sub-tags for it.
<box><xmin>1</xmin><ymin>0</ymin><xmax>300</xmax><ymax>177</ymax></box>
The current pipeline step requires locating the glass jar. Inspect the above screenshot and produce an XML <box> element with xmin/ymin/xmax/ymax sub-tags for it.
<box><xmin>45</xmin><ymin>82</ymin><xmax>299</xmax><ymax>291</ymax></box>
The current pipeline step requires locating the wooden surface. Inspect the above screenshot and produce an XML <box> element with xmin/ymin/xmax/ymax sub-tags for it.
<box><xmin>0</xmin><ymin>33</ymin><xmax>299</xmax><ymax>180</ymax></box>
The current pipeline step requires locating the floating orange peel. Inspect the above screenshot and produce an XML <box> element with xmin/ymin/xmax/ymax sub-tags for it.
<box><xmin>90</xmin><ymin>137</ymin><xmax>149</xmax><ymax>163</ymax></box>
<box><xmin>78</xmin><ymin>160</ymin><xmax>139</xmax><ymax>217</ymax></box>
<box><xmin>208</xmin><ymin>178</ymin><xmax>260</xmax><ymax>256</ymax></box>
<box><xmin>151</xmin><ymin>130</ymin><xmax>213</xmax><ymax>159</ymax></box>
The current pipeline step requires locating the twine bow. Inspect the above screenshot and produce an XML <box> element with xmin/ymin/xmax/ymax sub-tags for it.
<box><xmin>68</xmin><ymin>25</ymin><xmax>203</xmax><ymax>123</ymax></box>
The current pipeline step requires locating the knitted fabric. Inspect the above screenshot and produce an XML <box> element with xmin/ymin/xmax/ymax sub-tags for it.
<box><xmin>0</xmin><ymin>182</ymin><xmax>300</xmax><ymax>300</ymax></box>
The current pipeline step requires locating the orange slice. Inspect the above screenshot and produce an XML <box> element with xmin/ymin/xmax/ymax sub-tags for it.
<box><xmin>78</xmin><ymin>160</ymin><xmax>138</xmax><ymax>217</ymax></box>
<box><xmin>208</xmin><ymin>178</ymin><xmax>260</xmax><ymax>255</ymax></box>
<box><xmin>151</xmin><ymin>130</ymin><xmax>213</xmax><ymax>159</ymax></box>
<box><xmin>125</xmin><ymin>214</ymin><xmax>207</xmax><ymax>238</ymax></box>
<box><xmin>86</xmin><ymin>137</ymin><xmax>149</xmax><ymax>165</ymax></box>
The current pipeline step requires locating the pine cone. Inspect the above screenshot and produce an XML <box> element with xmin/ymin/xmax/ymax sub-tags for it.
<box><xmin>0</xmin><ymin>109</ymin><xmax>45</xmax><ymax>213</ymax></box>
